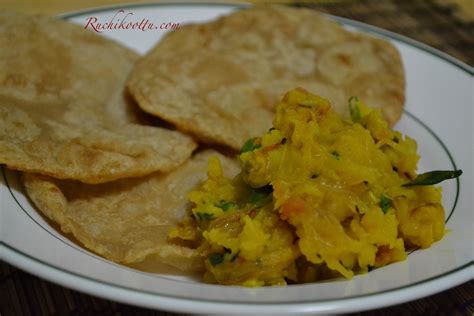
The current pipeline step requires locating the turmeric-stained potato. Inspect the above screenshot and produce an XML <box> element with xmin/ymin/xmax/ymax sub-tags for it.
<box><xmin>127</xmin><ymin>5</ymin><xmax>404</xmax><ymax>150</ymax></box>
<box><xmin>23</xmin><ymin>150</ymin><xmax>239</xmax><ymax>272</ymax></box>
<box><xmin>0</xmin><ymin>12</ymin><xmax>196</xmax><ymax>183</ymax></box>
<box><xmin>171</xmin><ymin>89</ymin><xmax>448</xmax><ymax>286</ymax></box>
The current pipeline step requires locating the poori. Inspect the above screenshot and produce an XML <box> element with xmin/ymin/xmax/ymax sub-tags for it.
<box><xmin>127</xmin><ymin>5</ymin><xmax>405</xmax><ymax>150</ymax></box>
<box><xmin>0</xmin><ymin>12</ymin><xmax>196</xmax><ymax>183</ymax></box>
<box><xmin>23</xmin><ymin>150</ymin><xmax>239</xmax><ymax>272</ymax></box>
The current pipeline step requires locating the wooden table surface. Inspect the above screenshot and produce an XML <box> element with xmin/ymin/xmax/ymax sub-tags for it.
<box><xmin>1</xmin><ymin>1</ymin><xmax>473</xmax><ymax>315</ymax></box>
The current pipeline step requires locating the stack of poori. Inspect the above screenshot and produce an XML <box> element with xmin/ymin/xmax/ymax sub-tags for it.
<box><xmin>0</xmin><ymin>6</ymin><xmax>405</xmax><ymax>275</ymax></box>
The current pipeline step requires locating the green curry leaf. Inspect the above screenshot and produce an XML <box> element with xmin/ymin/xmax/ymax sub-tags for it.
<box><xmin>217</xmin><ymin>201</ymin><xmax>236</xmax><ymax>212</ymax></box>
<box><xmin>403</xmin><ymin>170</ymin><xmax>462</xmax><ymax>187</ymax></box>
<box><xmin>380</xmin><ymin>194</ymin><xmax>392</xmax><ymax>214</ymax></box>
<box><xmin>196</xmin><ymin>212</ymin><xmax>214</xmax><ymax>221</ymax></box>
<box><xmin>209</xmin><ymin>252</ymin><xmax>224</xmax><ymax>266</ymax></box>
<box><xmin>240</xmin><ymin>137</ymin><xmax>261</xmax><ymax>153</ymax></box>
<box><xmin>248</xmin><ymin>185</ymin><xmax>273</xmax><ymax>207</ymax></box>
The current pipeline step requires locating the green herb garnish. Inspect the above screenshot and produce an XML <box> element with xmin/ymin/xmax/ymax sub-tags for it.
<box><xmin>380</xmin><ymin>194</ymin><xmax>392</xmax><ymax>214</ymax></box>
<box><xmin>349</xmin><ymin>96</ymin><xmax>361</xmax><ymax>123</ymax></box>
<box><xmin>217</xmin><ymin>201</ymin><xmax>236</xmax><ymax>212</ymax></box>
<box><xmin>331</xmin><ymin>150</ymin><xmax>340</xmax><ymax>160</ymax></box>
<box><xmin>403</xmin><ymin>170</ymin><xmax>462</xmax><ymax>187</ymax></box>
<box><xmin>196</xmin><ymin>212</ymin><xmax>214</xmax><ymax>221</ymax></box>
<box><xmin>240</xmin><ymin>137</ymin><xmax>261</xmax><ymax>153</ymax></box>
<box><xmin>248</xmin><ymin>185</ymin><xmax>273</xmax><ymax>207</ymax></box>
<box><xmin>209</xmin><ymin>252</ymin><xmax>224</xmax><ymax>266</ymax></box>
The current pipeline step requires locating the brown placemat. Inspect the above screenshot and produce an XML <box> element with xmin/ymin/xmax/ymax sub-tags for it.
<box><xmin>1</xmin><ymin>1</ymin><xmax>473</xmax><ymax>315</ymax></box>
<box><xmin>296</xmin><ymin>0</ymin><xmax>474</xmax><ymax>66</ymax></box>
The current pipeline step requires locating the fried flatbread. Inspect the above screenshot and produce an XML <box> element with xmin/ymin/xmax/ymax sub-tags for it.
<box><xmin>0</xmin><ymin>12</ymin><xmax>196</xmax><ymax>183</ymax></box>
<box><xmin>127</xmin><ymin>5</ymin><xmax>404</xmax><ymax>150</ymax></box>
<box><xmin>23</xmin><ymin>150</ymin><xmax>239</xmax><ymax>272</ymax></box>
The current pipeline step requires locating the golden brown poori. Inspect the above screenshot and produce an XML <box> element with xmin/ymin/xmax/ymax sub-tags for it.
<box><xmin>127</xmin><ymin>5</ymin><xmax>404</xmax><ymax>150</ymax></box>
<box><xmin>23</xmin><ymin>150</ymin><xmax>239</xmax><ymax>272</ymax></box>
<box><xmin>0</xmin><ymin>12</ymin><xmax>196</xmax><ymax>183</ymax></box>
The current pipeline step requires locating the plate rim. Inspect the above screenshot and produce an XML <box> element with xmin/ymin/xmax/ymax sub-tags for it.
<box><xmin>1</xmin><ymin>1</ymin><xmax>473</xmax><ymax>313</ymax></box>
<box><xmin>1</xmin><ymin>243</ymin><xmax>472</xmax><ymax>313</ymax></box>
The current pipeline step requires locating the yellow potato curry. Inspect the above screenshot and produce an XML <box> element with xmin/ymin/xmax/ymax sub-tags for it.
<box><xmin>170</xmin><ymin>88</ymin><xmax>448</xmax><ymax>286</ymax></box>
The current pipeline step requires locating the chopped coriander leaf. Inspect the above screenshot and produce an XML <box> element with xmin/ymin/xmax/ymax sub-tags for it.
<box><xmin>403</xmin><ymin>170</ymin><xmax>463</xmax><ymax>187</ymax></box>
<box><xmin>380</xmin><ymin>194</ymin><xmax>392</xmax><ymax>214</ymax></box>
<box><xmin>349</xmin><ymin>96</ymin><xmax>361</xmax><ymax>123</ymax></box>
<box><xmin>331</xmin><ymin>150</ymin><xmax>340</xmax><ymax>160</ymax></box>
<box><xmin>196</xmin><ymin>212</ymin><xmax>214</xmax><ymax>221</ymax></box>
<box><xmin>248</xmin><ymin>185</ymin><xmax>272</xmax><ymax>206</ymax></box>
<box><xmin>217</xmin><ymin>201</ymin><xmax>236</xmax><ymax>212</ymax></box>
<box><xmin>209</xmin><ymin>252</ymin><xmax>224</xmax><ymax>266</ymax></box>
<box><xmin>240</xmin><ymin>137</ymin><xmax>261</xmax><ymax>153</ymax></box>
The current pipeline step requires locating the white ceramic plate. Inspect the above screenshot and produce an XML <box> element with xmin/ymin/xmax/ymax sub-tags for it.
<box><xmin>1</xmin><ymin>3</ymin><xmax>473</xmax><ymax>314</ymax></box>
